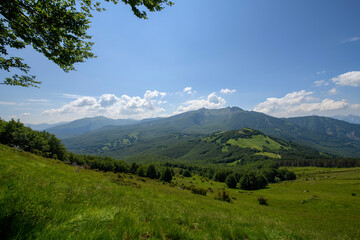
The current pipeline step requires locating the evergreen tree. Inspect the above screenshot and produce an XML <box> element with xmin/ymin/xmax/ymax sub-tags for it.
<box><xmin>146</xmin><ymin>164</ymin><xmax>157</xmax><ymax>179</ymax></box>
<box><xmin>160</xmin><ymin>167</ymin><xmax>172</xmax><ymax>182</ymax></box>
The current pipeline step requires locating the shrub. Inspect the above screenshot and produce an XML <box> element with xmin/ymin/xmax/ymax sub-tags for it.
<box><xmin>285</xmin><ymin>171</ymin><xmax>296</xmax><ymax>180</ymax></box>
<box><xmin>183</xmin><ymin>170</ymin><xmax>192</xmax><ymax>177</ymax></box>
<box><xmin>215</xmin><ymin>190</ymin><xmax>231</xmax><ymax>202</ymax></box>
<box><xmin>190</xmin><ymin>186</ymin><xmax>207</xmax><ymax>196</ymax></box>
<box><xmin>258</xmin><ymin>196</ymin><xmax>268</xmax><ymax>205</ymax></box>
<box><xmin>225</xmin><ymin>174</ymin><xmax>237</xmax><ymax>188</ymax></box>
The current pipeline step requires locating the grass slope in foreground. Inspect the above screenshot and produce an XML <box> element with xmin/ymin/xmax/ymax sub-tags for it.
<box><xmin>1</xmin><ymin>144</ymin><xmax>360</xmax><ymax>239</ymax></box>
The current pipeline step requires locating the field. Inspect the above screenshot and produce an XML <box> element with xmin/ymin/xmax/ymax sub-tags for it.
<box><xmin>1</xmin><ymin>144</ymin><xmax>359</xmax><ymax>239</ymax></box>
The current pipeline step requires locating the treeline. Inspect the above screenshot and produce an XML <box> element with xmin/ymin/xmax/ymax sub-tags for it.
<box><xmin>0</xmin><ymin>119</ymin><xmax>67</xmax><ymax>160</ymax></box>
<box><xmin>163</xmin><ymin>161</ymin><xmax>296</xmax><ymax>190</ymax></box>
<box><xmin>278</xmin><ymin>158</ymin><xmax>360</xmax><ymax>168</ymax></box>
<box><xmin>0</xmin><ymin>119</ymin><xmax>173</xmax><ymax>182</ymax></box>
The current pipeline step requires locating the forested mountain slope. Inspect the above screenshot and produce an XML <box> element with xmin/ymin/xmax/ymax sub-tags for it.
<box><xmin>63</xmin><ymin>107</ymin><xmax>360</xmax><ymax>157</ymax></box>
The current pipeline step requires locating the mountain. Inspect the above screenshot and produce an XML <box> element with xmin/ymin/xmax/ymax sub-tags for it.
<box><xmin>137</xmin><ymin>128</ymin><xmax>323</xmax><ymax>164</ymax></box>
<box><xmin>332</xmin><ymin>115</ymin><xmax>360</xmax><ymax>124</ymax></box>
<box><xmin>63</xmin><ymin>107</ymin><xmax>360</xmax><ymax>158</ymax></box>
<box><xmin>47</xmin><ymin>116</ymin><xmax>138</xmax><ymax>139</ymax></box>
<box><xmin>286</xmin><ymin>116</ymin><xmax>360</xmax><ymax>141</ymax></box>
<box><xmin>26</xmin><ymin>122</ymin><xmax>67</xmax><ymax>131</ymax></box>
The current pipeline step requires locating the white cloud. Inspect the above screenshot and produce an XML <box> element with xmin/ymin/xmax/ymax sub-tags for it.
<box><xmin>144</xmin><ymin>90</ymin><xmax>166</xmax><ymax>99</ymax></box>
<box><xmin>61</xmin><ymin>93</ymin><xmax>83</xmax><ymax>99</ymax></box>
<box><xmin>220</xmin><ymin>88</ymin><xmax>236</xmax><ymax>94</ymax></box>
<box><xmin>183</xmin><ymin>87</ymin><xmax>196</xmax><ymax>95</ymax></box>
<box><xmin>253</xmin><ymin>90</ymin><xmax>356</xmax><ymax>117</ymax></box>
<box><xmin>43</xmin><ymin>90</ymin><xmax>167</xmax><ymax>120</ymax></box>
<box><xmin>331</xmin><ymin>71</ymin><xmax>360</xmax><ymax>87</ymax></box>
<box><xmin>27</xmin><ymin>99</ymin><xmax>49</xmax><ymax>102</ymax></box>
<box><xmin>175</xmin><ymin>92</ymin><xmax>226</xmax><ymax>114</ymax></box>
<box><xmin>328</xmin><ymin>88</ymin><xmax>337</xmax><ymax>95</ymax></box>
<box><xmin>21</xmin><ymin>112</ymin><xmax>31</xmax><ymax>116</ymax></box>
<box><xmin>341</xmin><ymin>37</ymin><xmax>360</xmax><ymax>44</ymax></box>
<box><xmin>314</xmin><ymin>80</ymin><xmax>328</xmax><ymax>87</ymax></box>
<box><xmin>317</xmin><ymin>70</ymin><xmax>326</xmax><ymax>75</ymax></box>
<box><xmin>0</xmin><ymin>101</ymin><xmax>18</xmax><ymax>106</ymax></box>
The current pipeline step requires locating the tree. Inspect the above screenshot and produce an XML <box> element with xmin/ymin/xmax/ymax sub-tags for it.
<box><xmin>182</xmin><ymin>169</ymin><xmax>192</xmax><ymax>177</ymax></box>
<box><xmin>160</xmin><ymin>167</ymin><xmax>172</xmax><ymax>182</ymax></box>
<box><xmin>238</xmin><ymin>172</ymin><xmax>258</xmax><ymax>190</ymax></box>
<box><xmin>225</xmin><ymin>174</ymin><xmax>237</xmax><ymax>189</ymax></box>
<box><xmin>146</xmin><ymin>164</ymin><xmax>157</xmax><ymax>179</ymax></box>
<box><xmin>0</xmin><ymin>0</ymin><xmax>173</xmax><ymax>87</ymax></box>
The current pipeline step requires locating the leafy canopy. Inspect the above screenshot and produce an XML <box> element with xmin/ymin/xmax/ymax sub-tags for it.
<box><xmin>0</xmin><ymin>0</ymin><xmax>173</xmax><ymax>87</ymax></box>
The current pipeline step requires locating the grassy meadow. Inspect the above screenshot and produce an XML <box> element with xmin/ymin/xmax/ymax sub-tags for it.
<box><xmin>1</xmin><ymin>144</ymin><xmax>359</xmax><ymax>239</ymax></box>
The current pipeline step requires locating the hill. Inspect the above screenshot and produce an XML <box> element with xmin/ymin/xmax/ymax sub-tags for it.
<box><xmin>1</xmin><ymin>144</ymin><xmax>359</xmax><ymax>239</ymax></box>
<box><xmin>46</xmin><ymin>116</ymin><xmax>138</xmax><ymax>139</ymax></box>
<box><xmin>63</xmin><ymin>107</ymin><xmax>360</xmax><ymax>157</ymax></box>
<box><xmin>121</xmin><ymin>128</ymin><xmax>324</xmax><ymax>165</ymax></box>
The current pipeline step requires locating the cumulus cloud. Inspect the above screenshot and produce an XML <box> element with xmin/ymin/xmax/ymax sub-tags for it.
<box><xmin>144</xmin><ymin>90</ymin><xmax>166</xmax><ymax>99</ymax></box>
<box><xmin>21</xmin><ymin>112</ymin><xmax>31</xmax><ymax>116</ymax></box>
<box><xmin>314</xmin><ymin>80</ymin><xmax>328</xmax><ymax>87</ymax></box>
<box><xmin>43</xmin><ymin>90</ymin><xmax>167</xmax><ymax>120</ymax></box>
<box><xmin>328</xmin><ymin>88</ymin><xmax>337</xmax><ymax>95</ymax></box>
<box><xmin>331</xmin><ymin>71</ymin><xmax>360</xmax><ymax>87</ymax></box>
<box><xmin>220</xmin><ymin>88</ymin><xmax>236</xmax><ymax>94</ymax></box>
<box><xmin>175</xmin><ymin>92</ymin><xmax>226</xmax><ymax>114</ymax></box>
<box><xmin>253</xmin><ymin>90</ymin><xmax>355</xmax><ymax>117</ymax></box>
<box><xmin>183</xmin><ymin>87</ymin><xmax>196</xmax><ymax>95</ymax></box>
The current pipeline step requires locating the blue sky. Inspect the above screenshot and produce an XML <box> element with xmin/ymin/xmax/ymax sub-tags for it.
<box><xmin>1</xmin><ymin>0</ymin><xmax>360</xmax><ymax>124</ymax></box>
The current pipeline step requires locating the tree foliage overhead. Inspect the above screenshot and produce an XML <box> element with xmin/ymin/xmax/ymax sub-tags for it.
<box><xmin>0</xmin><ymin>0</ymin><xmax>173</xmax><ymax>87</ymax></box>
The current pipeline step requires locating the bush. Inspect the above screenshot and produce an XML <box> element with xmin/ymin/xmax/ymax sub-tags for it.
<box><xmin>215</xmin><ymin>190</ymin><xmax>231</xmax><ymax>202</ymax></box>
<box><xmin>190</xmin><ymin>186</ymin><xmax>207</xmax><ymax>196</ymax></box>
<box><xmin>225</xmin><ymin>174</ymin><xmax>237</xmax><ymax>188</ymax></box>
<box><xmin>258</xmin><ymin>196</ymin><xmax>268</xmax><ymax>205</ymax></box>
<box><xmin>285</xmin><ymin>170</ymin><xmax>296</xmax><ymax>180</ymax></box>
<box><xmin>183</xmin><ymin>170</ymin><xmax>192</xmax><ymax>177</ymax></box>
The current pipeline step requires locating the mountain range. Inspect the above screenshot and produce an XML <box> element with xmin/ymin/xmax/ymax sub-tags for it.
<box><xmin>53</xmin><ymin>107</ymin><xmax>360</xmax><ymax>158</ymax></box>
<box><xmin>332</xmin><ymin>114</ymin><xmax>360</xmax><ymax>124</ymax></box>
<box><xmin>46</xmin><ymin>116</ymin><xmax>138</xmax><ymax>139</ymax></box>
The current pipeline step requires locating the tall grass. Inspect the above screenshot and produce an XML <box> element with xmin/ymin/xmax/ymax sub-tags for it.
<box><xmin>1</xmin><ymin>144</ymin><xmax>359</xmax><ymax>239</ymax></box>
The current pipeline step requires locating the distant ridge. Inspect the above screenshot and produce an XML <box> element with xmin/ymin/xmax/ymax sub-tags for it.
<box><xmin>47</xmin><ymin>116</ymin><xmax>138</xmax><ymax>139</ymax></box>
<box><xmin>26</xmin><ymin>121</ymin><xmax>68</xmax><ymax>131</ymax></box>
<box><xmin>332</xmin><ymin>114</ymin><xmax>360</xmax><ymax>124</ymax></box>
<box><xmin>62</xmin><ymin>107</ymin><xmax>360</xmax><ymax>157</ymax></box>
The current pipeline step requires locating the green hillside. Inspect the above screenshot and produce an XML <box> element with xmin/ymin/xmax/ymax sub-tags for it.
<box><xmin>1</xmin><ymin>144</ymin><xmax>360</xmax><ymax>239</ymax></box>
<box><xmin>63</xmin><ymin>127</ymin><xmax>324</xmax><ymax>165</ymax></box>
<box><xmin>63</xmin><ymin>108</ymin><xmax>360</xmax><ymax>157</ymax></box>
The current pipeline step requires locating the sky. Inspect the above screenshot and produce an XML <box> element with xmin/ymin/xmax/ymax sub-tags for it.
<box><xmin>1</xmin><ymin>0</ymin><xmax>360</xmax><ymax>124</ymax></box>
